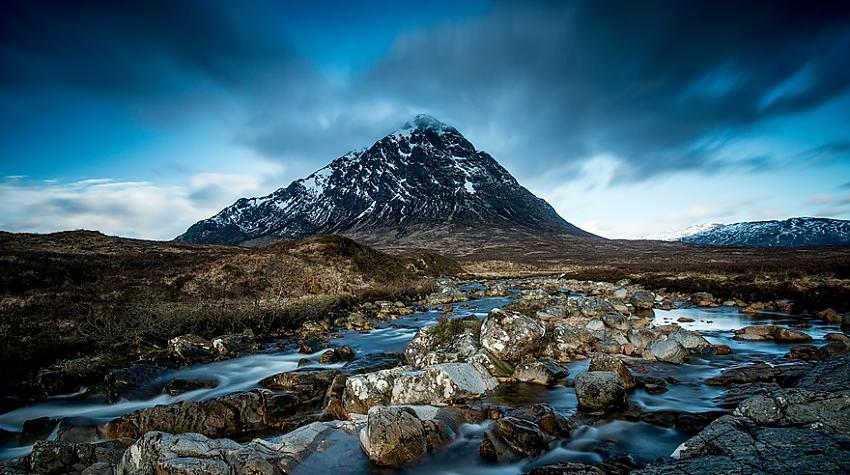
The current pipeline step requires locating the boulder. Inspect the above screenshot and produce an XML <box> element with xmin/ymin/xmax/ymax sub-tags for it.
<box><xmin>480</xmin><ymin>309</ymin><xmax>546</xmax><ymax>361</ymax></box>
<box><xmin>359</xmin><ymin>406</ymin><xmax>451</xmax><ymax>467</ymax></box>
<box><xmin>550</xmin><ymin>325</ymin><xmax>587</xmax><ymax>360</ymax></box>
<box><xmin>103</xmin><ymin>389</ymin><xmax>297</xmax><ymax>439</ymax></box>
<box><xmin>588</xmin><ymin>354</ymin><xmax>635</xmax><ymax>389</ymax></box>
<box><xmin>601</xmin><ymin>312</ymin><xmax>630</xmax><ymax>331</ymax></box>
<box><xmin>706</xmin><ymin>362</ymin><xmax>810</xmax><ymax>387</ymax></box>
<box><xmin>645</xmin><ymin>336</ymin><xmax>689</xmax><ymax>364</ymax></box>
<box><xmin>513</xmin><ymin>359</ymin><xmax>568</xmax><ymax>385</ymax></box>
<box><xmin>734</xmin><ymin>325</ymin><xmax>812</xmax><ymax>343</ymax></box>
<box><xmin>249</xmin><ymin>418</ymin><xmax>365</xmax><ymax>473</ymax></box>
<box><xmin>575</xmin><ymin>371</ymin><xmax>627</xmax><ymax>411</ymax></box>
<box><xmin>734</xmin><ymin>388</ymin><xmax>850</xmax><ymax>435</ymax></box>
<box><xmin>480</xmin><ymin>416</ymin><xmax>554</xmax><ymax>462</ymax></box>
<box><xmin>629</xmin><ymin>291</ymin><xmax>655</xmax><ymax>310</ymax></box>
<box><xmin>168</xmin><ymin>334</ymin><xmax>215</xmax><ymax>362</ymax></box>
<box><xmin>507</xmin><ymin>404</ymin><xmax>573</xmax><ymax>438</ymax></box>
<box><xmin>425</xmin><ymin>281</ymin><xmax>467</xmax><ymax>305</ymax></box>
<box><xmin>104</xmin><ymin>364</ymin><xmax>171</xmax><ymax>403</ymax></box>
<box><xmin>690</xmin><ymin>292</ymin><xmax>715</xmax><ymax>307</ymax></box>
<box><xmin>29</xmin><ymin>438</ymin><xmax>133</xmax><ymax>475</ymax></box>
<box><xmin>405</xmin><ymin>319</ymin><xmax>480</xmax><ymax>368</ymax></box>
<box><xmin>818</xmin><ymin>308</ymin><xmax>843</xmax><ymax>323</ymax></box>
<box><xmin>211</xmin><ymin>332</ymin><xmax>254</xmax><ymax>356</ymax></box>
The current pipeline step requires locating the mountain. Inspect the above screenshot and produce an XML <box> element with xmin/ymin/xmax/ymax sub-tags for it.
<box><xmin>178</xmin><ymin>114</ymin><xmax>595</xmax><ymax>249</ymax></box>
<box><xmin>653</xmin><ymin>217</ymin><xmax>850</xmax><ymax>248</ymax></box>
<box><xmin>644</xmin><ymin>223</ymin><xmax>724</xmax><ymax>241</ymax></box>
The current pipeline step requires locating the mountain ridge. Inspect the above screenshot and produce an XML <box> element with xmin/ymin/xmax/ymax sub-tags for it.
<box><xmin>651</xmin><ymin>217</ymin><xmax>850</xmax><ymax>248</ymax></box>
<box><xmin>178</xmin><ymin>114</ymin><xmax>595</xmax><ymax>247</ymax></box>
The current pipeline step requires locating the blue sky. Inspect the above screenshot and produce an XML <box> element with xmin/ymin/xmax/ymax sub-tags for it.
<box><xmin>1</xmin><ymin>0</ymin><xmax>849</xmax><ymax>239</ymax></box>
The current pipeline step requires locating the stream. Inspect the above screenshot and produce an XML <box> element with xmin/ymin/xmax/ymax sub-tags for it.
<box><xmin>0</xmin><ymin>286</ymin><xmax>842</xmax><ymax>473</ymax></box>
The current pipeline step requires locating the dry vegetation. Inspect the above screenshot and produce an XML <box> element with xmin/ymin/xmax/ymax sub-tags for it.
<box><xmin>0</xmin><ymin>231</ymin><xmax>448</xmax><ymax>395</ymax></box>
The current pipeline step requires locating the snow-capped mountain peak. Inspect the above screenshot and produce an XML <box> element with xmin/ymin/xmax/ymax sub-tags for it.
<box><xmin>178</xmin><ymin>115</ymin><xmax>594</xmax><ymax>246</ymax></box>
<box><xmin>644</xmin><ymin>223</ymin><xmax>724</xmax><ymax>241</ymax></box>
<box><xmin>648</xmin><ymin>217</ymin><xmax>850</xmax><ymax>248</ymax></box>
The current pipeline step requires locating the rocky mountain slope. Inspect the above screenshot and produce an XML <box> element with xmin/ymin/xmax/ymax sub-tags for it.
<box><xmin>666</xmin><ymin>217</ymin><xmax>850</xmax><ymax>248</ymax></box>
<box><xmin>178</xmin><ymin>114</ymin><xmax>594</xmax><ymax>247</ymax></box>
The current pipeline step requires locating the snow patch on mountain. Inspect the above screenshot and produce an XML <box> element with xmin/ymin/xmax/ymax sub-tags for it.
<box><xmin>649</xmin><ymin>217</ymin><xmax>850</xmax><ymax>248</ymax></box>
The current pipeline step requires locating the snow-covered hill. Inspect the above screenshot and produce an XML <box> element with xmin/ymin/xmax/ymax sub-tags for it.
<box><xmin>178</xmin><ymin>114</ymin><xmax>594</xmax><ymax>245</ymax></box>
<box><xmin>644</xmin><ymin>223</ymin><xmax>724</xmax><ymax>241</ymax></box>
<box><xmin>651</xmin><ymin>217</ymin><xmax>850</xmax><ymax>248</ymax></box>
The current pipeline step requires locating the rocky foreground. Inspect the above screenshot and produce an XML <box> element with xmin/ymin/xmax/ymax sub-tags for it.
<box><xmin>2</xmin><ymin>277</ymin><xmax>849</xmax><ymax>474</ymax></box>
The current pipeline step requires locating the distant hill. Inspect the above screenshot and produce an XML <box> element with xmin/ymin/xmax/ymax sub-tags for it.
<box><xmin>650</xmin><ymin>217</ymin><xmax>850</xmax><ymax>248</ymax></box>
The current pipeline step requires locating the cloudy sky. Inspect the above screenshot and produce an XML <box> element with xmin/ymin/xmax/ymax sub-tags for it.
<box><xmin>2</xmin><ymin>0</ymin><xmax>850</xmax><ymax>240</ymax></box>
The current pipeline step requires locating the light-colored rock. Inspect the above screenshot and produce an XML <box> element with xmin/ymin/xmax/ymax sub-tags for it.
<box><xmin>513</xmin><ymin>359</ymin><xmax>568</xmax><ymax>385</ymax></box>
<box><xmin>480</xmin><ymin>309</ymin><xmax>545</xmax><ymax>362</ymax></box>
<box><xmin>588</xmin><ymin>354</ymin><xmax>635</xmax><ymax>389</ymax></box>
<box><xmin>575</xmin><ymin>371</ymin><xmax>627</xmax><ymax>411</ymax></box>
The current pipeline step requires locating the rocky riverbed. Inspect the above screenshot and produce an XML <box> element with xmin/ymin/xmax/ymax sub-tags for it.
<box><xmin>1</xmin><ymin>277</ymin><xmax>848</xmax><ymax>474</ymax></box>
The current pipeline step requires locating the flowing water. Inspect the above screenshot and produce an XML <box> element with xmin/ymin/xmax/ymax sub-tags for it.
<box><xmin>0</xmin><ymin>286</ymin><xmax>842</xmax><ymax>474</ymax></box>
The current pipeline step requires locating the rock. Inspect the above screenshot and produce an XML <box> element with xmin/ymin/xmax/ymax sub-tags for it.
<box><xmin>706</xmin><ymin>361</ymin><xmax>810</xmax><ymax>386</ymax></box>
<box><xmin>21</xmin><ymin>417</ymin><xmax>58</xmax><ymax>445</ymax></box>
<box><xmin>211</xmin><ymin>332</ymin><xmax>252</xmax><ymax>355</ymax></box>
<box><xmin>343</xmin><ymin>362</ymin><xmax>498</xmax><ymax>414</ymax></box>
<box><xmin>627</xmin><ymin>328</ymin><xmax>656</xmax><ymax>352</ymax></box>
<box><xmin>507</xmin><ymin>404</ymin><xmax>573</xmax><ymax>438</ymax></box>
<box><xmin>578</xmin><ymin>297</ymin><xmax>617</xmax><ymax>318</ymax></box>
<box><xmin>786</xmin><ymin>344</ymin><xmax>822</xmax><ymax>361</ymax></box>
<box><xmin>629</xmin><ymin>291</ymin><xmax>655</xmax><ymax>310</ymax></box>
<box><xmin>715</xmin><ymin>382</ymin><xmax>782</xmax><ymax>408</ymax></box>
<box><xmin>480</xmin><ymin>416</ymin><xmax>554</xmax><ymax>462</ymax></box>
<box><xmin>103</xmin><ymin>389</ymin><xmax>297</xmax><ymax>439</ymax></box>
<box><xmin>575</xmin><ymin>372</ymin><xmax>627</xmax><ymax>411</ymax></box>
<box><xmin>480</xmin><ymin>309</ymin><xmax>546</xmax><ymax>361</ymax></box>
<box><xmin>359</xmin><ymin>406</ymin><xmax>451</xmax><ymax>467</ymax></box>
<box><xmin>35</xmin><ymin>354</ymin><xmax>118</xmax><ymax>397</ymax></box>
<box><xmin>645</xmin><ymin>337</ymin><xmax>689</xmax><ymax>364</ymax></box>
<box><xmin>118</xmin><ymin>431</ymin><xmax>275</xmax><ymax>475</ymax></box>
<box><xmin>818</xmin><ymin>308</ymin><xmax>843</xmax><ymax>323</ymax></box>
<box><xmin>513</xmin><ymin>359</ymin><xmax>568</xmax><ymax>385</ymax></box>
<box><xmin>713</xmin><ymin>344</ymin><xmax>732</xmax><ymax>355</ymax></box>
<box><xmin>611</xmin><ymin>288</ymin><xmax>628</xmax><ymax>300</ymax></box>
<box><xmin>734</xmin><ymin>325</ymin><xmax>813</xmax><ymax>343</ymax></box>
<box><xmin>690</xmin><ymin>292</ymin><xmax>715</xmax><ymax>307</ymax></box>
<box><xmin>665</xmin><ymin>328</ymin><xmax>714</xmax><ymax>354</ymax></box>
<box><xmin>104</xmin><ymin>364</ymin><xmax>171</xmax><ymax>403</ymax></box>
<box><xmin>550</xmin><ymin>325</ymin><xmax>587</xmax><ymax>360</ymax></box>
<box><xmin>525</xmin><ymin>463</ymin><xmax>605</xmax><ymax>475</ymax></box>
<box><xmin>259</xmin><ymin>367</ymin><xmax>339</xmax><ymax>406</ymax></box>
<box><xmin>299</xmin><ymin>320</ymin><xmax>332</xmax><ymax>337</ymax></box>
<box><xmin>588</xmin><ymin>354</ymin><xmax>635</xmax><ymax>389</ymax></box>
<box><xmin>29</xmin><ymin>438</ymin><xmax>133</xmax><ymax>475</ymax></box>
<box><xmin>601</xmin><ymin>312</ymin><xmax>630</xmax><ymax>331</ymax></box>
<box><xmin>168</xmin><ymin>334</ymin><xmax>215</xmax><ymax>362</ymax></box>
<box><xmin>405</xmin><ymin>318</ymin><xmax>480</xmax><ymax>367</ymax></box>
<box><xmin>794</xmin><ymin>353</ymin><xmax>850</xmax><ymax>395</ymax></box>
<box><xmin>677</xmin><ymin>317</ymin><xmax>694</xmax><ymax>323</ymax></box>
<box><xmin>734</xmin><ymin>388</ymin><xmax>850</xmax><ymax>435</ymax></box>
<box><xmin>426</xmin><ymin>281</ymin><xmax>467</xmax><ymax>305</ymax></box>
<box><xmin>248</xmin><ymin>418</ymin><xmax>365</xmax><ymax>473</ymax></box>
<box><xmin>634</xmin><ymin>415</ymin><xmax>850</xmax><ymax>475</ymax></box>
<box><xmin>299</xmin><ymin>338</ymin><xmax>326</xmax><ymax>354</ymax></box>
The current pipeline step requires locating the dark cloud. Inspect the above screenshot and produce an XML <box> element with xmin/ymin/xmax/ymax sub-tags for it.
<box><xmin>359</xmin><ymin>0</ymin><xmax>850</xmax><ymax>181</ymax></box>
<box><xmin>0</xmin><ymin>0</ymin><xmax>299</xmax><ymax>96</ymax></box>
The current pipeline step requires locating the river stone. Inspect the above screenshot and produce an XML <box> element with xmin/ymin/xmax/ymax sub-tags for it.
<box><xmin>168</xmin><ymin>334</ymin><xmax>215</xmax><ymax>362</ymax></box>
<box><xmin>690</xmin><ymin>292</ymin><xmax>715</xmax><ymax>307</ymax></box>
<box><xmin>513</xmin><ymin>359</ymin><xmax>568</xmax><ymax>385</ymax></box>
<box><xmin>601</xmin><ymin>312</ymin><xmax>630</xmax><ymax>331</ymax></box>
<box><xmin>480</xmin><ymin>416</ymin><xmax>554</xmax><ymax>462</ymax></box>
<box><xmin>404</xmin><ymin>321</ymin><xmax>480</xmax><ymax>368</ymax></box>
<box><xmin>249</xmin><ymin>418</ymin><xmax>365</xmax><ymax>473</ymax></box>
<box><xmin>627</xmin><ymin>328</ymin><xmax>656</xmax><ymax>352</ymax></box>
<box><xmin>706</xmin><ymin>361</ymin><xmax>810</xmax><ymax>387</ymax></box>
<box><xmin>629</xmin><ymin>291</ymin><xmax>655</xmax><ymax>310</ymax></box>
<box><xmin>29</xmin><ymin>438</ymin><xmax>133</xmax><ymax>475</ymax></box>
<box><xmin>818</xmin><ymin>308</ymin><xmax>843</xmax><ymax>323</ymax></box>
<box><xmin>734</xmin><ymin>324</ymin><xmax>812</xmax><ymax>343</ymax></box>
<box><xmin>795</xmin><ymin>353</ymin><xmax>850</xmax><ymax>394</ymax></box>
<box><xmin>575</xmin><ymin>371</ymin><xmax>627</xmax><ymax>411</ymax></box>
<box><xmin>359</xmin><ymin>406</ymin><xmax>451</xmax><ymax>467</ymax></box>
<box><xmin>645</xmin><ymin>336</ymin><xmax>689</xmax><ymax>364</ymax></box>
<box><xmin>666</xmin><ymin>328</ymin><xmax>714</xmax><ymax>354</ymax></box>
<box><xmin>104</xmin><ymin>364</ymin><xmax>171</xmax><ymax>403</ymax></box>
<box><xmin>425</xmin><ymin>281</ymin><xmax>467</xmax><ymax>305</ymax></box>
<box><xmin>734</xmin><ymin>388</ymin><xmax>850</xmax><ymax>435</ymax></box>
<box><xmin>117</xmin><ymin>431</ymin><xmax>275</xmax><ymax>475</ymax></box>
<box><xmin>103</xmin><ymin>389</ymin><xmax>296</xmax><ymax>439</ymax></box>
<box><xmin>578</xmin><ymin>297</ymin><xmax>617</xmax><ymax>318</ymax></box>
<box><xmin>343</xmin><ymin>366</ymin><xmax>407</xmax><ymax>414</ymax></box>
<box><xmin>588</xmin><ymin>354</ymin><xmax>635</xmax><ymax>389</ymax></box>
<box><xmin>550</xmin><ymin>325</ymin><xmax>586</xmax><ymax>360</ymax></box>
<box><xmin>480</xmin><ymin>309</ymin><xmax>546</xmax><ymax>362</ymax></box>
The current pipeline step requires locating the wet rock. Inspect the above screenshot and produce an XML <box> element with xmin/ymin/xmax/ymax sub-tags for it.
<box><xmin>425</xmin><ymin>280</ymin><xmax>467</xmax><ymax>305</ymax></box>
<box><xmin>690</xmin><ymin>292</ymin><xmax>715</xmax><ymax>307</ymax></box>
<box><xmin>118</xmin><ymin>431</ymin><xmax>276</xmax><ymax>475</ymax></box>
<box><xmin>480</xmin><ymin>416</ymin><xmax>554</xmax><ymax>462</ymax></box>
<box><xmin>35</xmin><ymin>354</ymin><xmax>118</xmax><ymax>397</ymax></box>
<box><xmin>21</xmin><ymin>417</ymin><xmax>58</xmax><ymax>445</ymax></box>
<box><xmin>734</xmin><ymin>388</ymin><xmax>850</xmax><ymax>435</ymax></box>
<box><xmin>480</xmin><ymin>309</ymin><xmax>546</xmax><ymax>362</ymax></box>
<box><xmin>103</xmin><ymin>389</ymin><xmax>296</xmax><ymax>439</ymax></box>
<box><xmin>343</xmin><ymin>362</ymin><xmax>498</xmax><ymax>414</ymax></box>
<box><xmin>818</xmin><ymin>308</ymin><xmax>844</xmax><ymax>323</ymax></box>
<box><xmin>359</xmin><ymin>406</ymin><xmax>451</xmax><ymax>467</ymax></box>
<box><xmin>104</xmin><ymin>364</ymin><xmax>171</xmax><ymax>403</ymax></box>
<box><xmin>163</xmin><ymin>378</ymin><xmax>217</xmax><ymax>397</ymax></box>
<box><xmin>706</xmin><ymin>361</ymin><xmax>810</xmax><ymax>387</ymax></box>
<box><xmin>635</xmin><ymin>415</ymin><xmax>850</xmax><ymax>475</ymax></box>
<box><xmin>638</xmin><ymin>376</ymin><xmax>668</xmax><ymax>394</ymax></box>
<box><xmin>513</xmin><ymin>359</ymin><xmax>568</xmax><ymax>386</ymax></box>
<box><xmin>627</xmin><ymin>328</ymin><xmax>656</xmax><ymax>352</ymax></box>
<box><xmin>601</xmin><ymin>312</ymin><xmax>630</xmax><ymax>331</ymax></box>
<box><xmin>29</xmin><ymin>438</ymin><xmax>133</xmax><ymax>475</ymax></box>
<box><xmin>578</xmin><ymin>297</ymin><xmax>618</xmax><ymax>318</ymax></box>
<box><xmin>786</xmin><ymin>344</ymin><xmax>822</xmax><ymax>361</ymax></box>
<box><xmin>168</xmin><ymin>334</ymin><xmax>215</xmax><ymax>362</ymax></box>
<box><xmin>259</xmin><ymin>367</ymin><xmax>339</xmax><ymax>406</ymax></box>
<box><xmin>575</xmin><ymin>372</ymin><xmax>627</xmax><ymax>411</ymax></box>
<box><xmin>250</xmin><ymin>418</ymin><xmax>365</xmax><ymax>473</ymax></box>
<box><xmin>299</xmin><ymin>338</ymin><xmax>326</xmax><ymax>354</ymax></box>
<box><xmin>665</xmin><ymin>328</ymin><xmax>714</xmax><ymax>354</ymax></box>
<box><xmin>588</xmin><ymin>354</ymin><xmax>635</xmax><ymax>389</ymax></box>
<box><xmin>716</xmin><ymin>382</ymin><xmax>782</xmax><ymax>408</ymax></box>
<box><xmin>676</xmin><ymin>317</ymin><xmax>694</xmax><ymax>323</ymax></box>
<box><xmin>212</xmin><ymin>331</ymin><xmax>255</xmax><ymax>356</ymax></box>
<box><xmin>526</xmin><ymin>463</ymin><xmax>605</xmax><ymax>475</ymax></box>
<box><xmin>629</xmin><ymin>291</ymin><xmax>655</xmax><ymax>310</ymax></box>
<box><xmin>734</xmin><ymin>324</ymin><xmax>812</xmax><ymax>343</ymax></box>
<box><xmin>507</xmin><ymin>404</ymin><xmax>573</xmax><ymax>438</ymax></box>
<box><xmin>795</xmin><ymin>353</ymin><xmax>850</xmax><ymax>394</ymax></box>
<box><xmin>405</xmin><ymin>318</ymin><xmax>480</xmax><ymax>367</ymax></box>
<box><xmin>645</xmin><ymin>336</ymin><xmax>688</xmax><ymax>364</ymax></box>
<box><xmin>713</xmin><ymin>344</ymin><xmax>732</xmax><ymax>355</ymax></box>
<box><xmin>550</xmin><ymin>325</ymin><xmax>587</xmax><ymax>360</ymax></box>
